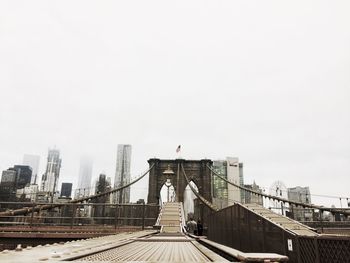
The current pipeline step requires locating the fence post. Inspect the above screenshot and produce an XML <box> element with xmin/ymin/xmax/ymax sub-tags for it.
<box><xmin>70</xmin><ymin>204</ymin><xmax>76</xmax><ymax>229</ymax></box>
<box><xmin>142</xmin><ymin>204</ymin><xmax>145</xmax><ymax>230</ymax></box>
<box><xmin>247</xmin><ymin>210</ymin><xmax>252</xmax><ymax>251</ymax></box>
<box><xmin>60</xmin><ymin>205</ymin><xmax>65</xmax><ymax>226</ymax></box>
<box><xmin>262</xmin><ymin>219</ymin><xmax>266</xmax><ymax>252</ymax></box>
<box><xmin>314</xmin><ymin>237</ymin><xmax>320</xmax><ymax>263</ymax></box>
<box><xmin>38</xmin><ymin>206</ymin><xmax>42</xmax><ymax>225</ymax></box>
<box><xmin>238</xmin><ymin>206</ymin><xmax>242</xmax><ymax>250</ymax></box>
<box><xmin>30</xmin><ymin>203</ymin><xmax>35</xmax><ymax>228</ymax></box>
<box><xmin>296</xmin><ymin>236</ymin><xmax>302</xmax><ymax>263</ymax></box>
<box><xmin>102</xmin><ymin>203</ymin><xmax>105</xmax><ymax>226</ymax></box>
<box><xmin>114</xmin><ymin>204</ymin><xmax>118</xmax><ymax>230</ymax></box>
<box><xmin>320</xmin><ymin>210</ymin><xmax>324</xmax><ymax>233</ymax></box>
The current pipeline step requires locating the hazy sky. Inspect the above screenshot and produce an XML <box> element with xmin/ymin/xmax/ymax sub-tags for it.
<box><xmin>0</xmin><ymin>1</ymin><xmax>349</xmax><ymax>206</ymax></box>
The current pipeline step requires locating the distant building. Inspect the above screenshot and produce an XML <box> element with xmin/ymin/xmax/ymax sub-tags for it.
<box><xmin>76</xmin><ymin>156</ymin><xmax>93</xmax><ymax>198</ymax></box>
<box><xmin>1</xmin><ymin>169</ymin><xmax>17</xmax><ymax>185</ymax></box>
<box><xmin>288</xmin><ymin>186</ymin><xmax>312</xmax><ymax>221</ymax></box>
<box><xmin>136</xmin><ymin>199</ymin><xmax>145</xmax><ymax>204</ymax></box>
<box><xmin>212</xmin><ymin>157</ymin><xmax>243</xmax><ymax>208</ymax></box>
<box><xmin>23</xmin><ymin>154</ymin><xmax>40</xmax><ymax>184</ymax></box>
<box><xmin>36</xmin><ymin>191</ymin><xmax>50</xmax><ymax>203</ymax></box>
<box><xmin>16</xmin><ymin>184</ymin><xmax>38</xmax><ymax>202</ymax></box>
<box><xmin>0</xmin><ymin>165</ymin><xmax>32</xmax><ymax>202</ymax></box>
<box><xmin>243</xmin><ymin>181</ymin><xmax>263</xmax><ymax>205</ymax></box>
<box><xmin>212</xmin><ymin>160</ymin><xmax>228</xmax><ymax>208</ymax></box>
<box><xmin>95</xmin><ymin>174</ymin><xmax>111</xmax><ymax>199</ymax></box>
<box><xmin>41</xmin><ymin>149</ymin><xmax>62</xmax><ymax>200</ymax></box>
<box><xmin>11</xmin><ymin>165</ymin><xmax>32</xmax><ymax>189</ymax></box>
<box><xmin>92</xmin><ymin>173</ymin><xmax>112</xmax><ymax>221</ymax></box>
<box><xmin>61</xmin><ymin>183</ymin><xmax>73</xmax><ymax>198</ymax></box>
<box><xmin>114</xmin><ymin>144</ymin><xmax>132</xmax><ymax>204</ymax></box>
<box><xmin>0</xmin><ymin>169</ymin><xmax>17</xmax><ymax>201</ymax></box>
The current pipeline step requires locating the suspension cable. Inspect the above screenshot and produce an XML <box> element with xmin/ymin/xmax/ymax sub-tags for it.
<box><xmin>207</xmin><ymin>164</ymin><xmax>350</xmax><ymax>216</ymax></box>
<box><xmin>0</xmin><ymin>164</ymin><xmax>155</xmax><ymax>217</ymax></box>
<box><xmin>181</xmin><ymin>164</ymin><xmax>218</xmax><ymax>211</ymax></box>
<box><xmin>72</xmin><ymin>164</ymin><xmax>154</xmax><ymax>203</ymax></box>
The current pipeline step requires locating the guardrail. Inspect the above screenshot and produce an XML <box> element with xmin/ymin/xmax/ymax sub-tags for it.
<box><xmin>0</xmin><ymin>202</ymin><xmax>159</xmax><ymax>230</ymax></box>
<box><xmin>207</xmin><ymin>204</ymin><xmax>350</xmax><ymax>263</ymax></box>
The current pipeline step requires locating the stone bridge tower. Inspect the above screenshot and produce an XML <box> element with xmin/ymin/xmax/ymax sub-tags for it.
<box><xmin>147</xmin><ymin>158</ymin><xmax>213</xmax><ymax>222</ymax></box>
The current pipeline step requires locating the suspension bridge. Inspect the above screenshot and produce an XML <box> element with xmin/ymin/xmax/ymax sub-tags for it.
<box><xmin>0</xmin><ymin>158</ymin><xmax>349</xmax><ymax>262</ymax></box>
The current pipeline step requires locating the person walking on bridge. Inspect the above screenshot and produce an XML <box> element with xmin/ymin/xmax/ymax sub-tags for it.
<box><xmin>197</xmin><ymin>219</ymin><xmax>203</xmax><ymax>236</ymax></box>
<box><xmin>186</xmin><ymin>217</ymin><xmax>197</xmax><ymax>234</ymax></box>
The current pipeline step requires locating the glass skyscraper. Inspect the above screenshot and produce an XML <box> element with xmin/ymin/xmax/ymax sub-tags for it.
<box><xmin>114</xmin><ymin>144</ymin><xmax>132</xmax><ymax>203</ymax></box>
<box><xmin>212</xmin><ymin>157</ymin><xmax>244</xmax><ymax>208</ymax></box>
<box><xmin>23</xmin><ymin>154</ymin><xmax>40</xmax><ymax>185</ymax></box>
<box><xmin>76</xmin><ymin>156</ymin><xmax>93</xmax><ymax>198</ymax></box>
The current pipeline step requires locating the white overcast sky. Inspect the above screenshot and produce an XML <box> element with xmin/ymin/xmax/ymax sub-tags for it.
<box><xmin>0</xmin><ymin>1</ymin><xmax>349</xmax><ymax>206</ymax></box>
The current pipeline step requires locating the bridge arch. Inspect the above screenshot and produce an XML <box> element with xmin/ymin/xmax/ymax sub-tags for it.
<box><xmin>160</xmin><ymin>179</ymin><xmax>176</xmax><ymax>203</ymax></box>
<box><xmin>147</xmin><ymin>158</ymin><xmax>213</xmax><ymax>205</ymax></box>
<box><xmin>183</xmin><ymin>180</ymin><xmax>199</xmax><ymax>220</ymax></box>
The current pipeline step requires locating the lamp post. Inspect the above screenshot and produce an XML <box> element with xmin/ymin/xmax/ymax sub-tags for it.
<box><xmin>163</xmin><ymin>165</ymin><xmax>175</xmax><ymax>203</ymax></box>
<box><xmin>165</xmin><ymin>179</ymin><xmax>172</xmax><ymax>202</ymax></box>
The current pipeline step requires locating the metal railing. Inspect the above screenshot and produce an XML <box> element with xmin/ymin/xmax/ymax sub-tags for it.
<box><xmin>0</xmin><ymin>202</ymin><xmax>159</xmax><ymax>230</ymax></box>
<box><xmin>207</xmin><ymin>204</ymin><xmax>350</xmax><ymax>263</ymax></box>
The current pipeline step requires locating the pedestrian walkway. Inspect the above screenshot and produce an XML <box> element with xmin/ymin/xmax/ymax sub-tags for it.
<box><xmin>156</xmin><ymin>202</ymin><xmax>183</xmax><ymax>234</ymax></box>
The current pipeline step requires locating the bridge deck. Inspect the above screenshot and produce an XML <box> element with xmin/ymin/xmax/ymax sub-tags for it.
<box><xmin>75</xmin><ymin>235</ymin><xmax>213</xmax><ymax>262</ymax></box>
<box><xmin>0</xmin><ymin>202</ymin><xmax>289</xmax><ymax>262</ymax></box>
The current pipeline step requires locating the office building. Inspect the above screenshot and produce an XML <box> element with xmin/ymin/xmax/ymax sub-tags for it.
<box><xmin>0</xmin><ymin>169</ymin><xmax>17</xmax><ymax>201</ymax></box>
<box><xmin>76</xmin><ymin>156</ymin><xmax>93</xmax><ymax>198</ymax></box>
<box><xmin>212</xmin><ymin>160</ymin><xmax>228</xmax><ymax>208</ymax></box>
<box><xmin>0</xmin><ymin>165</ymin><xmax>32</xmax><ymax>201</ymax></box>
<box><xmin>23</xmin><ymin>154</ymin><xmax>40</xmax><ymax>184</ymax></box>
<box><xmin>41</xmin><ymin>149</ymin><xmax>62</xmax><ymax>198</ymax></box>
<box><xmin>212</xmin><ymin>157</ymin><xmax>244</xmax><ymax>208</ymax></box>
<box><xmin>288</xmin><ymin>186</ymin><xmax>312</xmax><ymax>221</ymax></box>
<box><xmin>1</xmin><ymin>169</ymin><xmax>17</xmax><ymax>184</ymax></box>
<box><xmin>92</xmin><ymin>173</ymin><xmax>112</xmax><ymax>222</ymax></box>
<box><xmin>61</xmin><ymin>183</ymin><xmax>73</xmax><ymax>198</ymax></box>
<box><xmin>243</xmin><ymin>182</ymin><xmax>263</xmax><ymax>205</ymax></box>
<box><xmin>16</xmin><ymin>184</ymin><xmax>38</xmax><ymax>202</ymax></box>
<box><xmin>1</xmin><ymin>165</ymin><xmax>32</xmax><ymax>190</ymax></box>
<box><xmin>114</xmin><ymin>144</ymin><xmax>132</xmax><ymax>203</ymax></box>
<box><xmin>11</xmin><ymin>165</ymin><xmax>33</xmax><ymax>189</ymax></box>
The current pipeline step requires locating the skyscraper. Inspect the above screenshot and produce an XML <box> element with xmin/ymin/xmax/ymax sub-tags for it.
<box><xmin>76</xmin><ymin>156</ymin><xmax>93</xmax><ymax>198</ymax></box>
<box><xmin>41</xmin><ymin>149</ymin><xmax>61</xmax><ymax>199</ymax></box>
<box><xmin>11</xmin><ymin>165</ymin><xmax>32</xmax><ymax>189</ymax></box>
<box><xmin>212</xmin><ymin>160</ymin><xmax>228</xmax><ymax>208</ymax></box>
<box><xmin>114</xmin><ymin>144</ymin><xmax>132</xmax><ymax>203</ymax></box>
<box><xmin>92</xmin><ymin>173</ymin><xmax>112</xmax><ymax>221</ymax></box>
<box><xmin>226</xmin><ymin>157</ymin><xmax>243</xmax><ymax>205</ymax></box>
<box><xmin>0</xmin><ymin>165</ymin><xmax>32</xmax><ymax>201</ymax></box>
<box><xmin>0</xmin><ymin>169</ymin><xmax>18</xmax><ymax>201</ymax></box>
<box><xmin>244</xmin><ymin>181</ymin><xmax>263</xmax><ymax>205</ymax></box>
<box><xmin>212</xmin><ymin>157</ymin><xmax>244</xmax><ymax>208</ymax></box>
<box><xmin>60</xmin><ymin>183</ymin><xmax>72</xmax><ymax>198</ymax></box>
<box><xmin>288</xmin><ymin>186</ymin><xmax>312</xmax><ymax>221</ymax></box>
<box><xmin>23</xmin><ymin>154</ymin><xmax>40</xmax><ymax>184</ymax></box>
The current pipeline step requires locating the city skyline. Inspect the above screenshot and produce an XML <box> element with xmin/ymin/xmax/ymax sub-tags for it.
<box><xmin>0</xmin><ymin>1</ymin><xmax>349</xmax><ymax>206</ymax></box>
<box><xmin>0</xmin><ymin>146</ymin><xmax>347</xmax><ymax>207</ymax></box>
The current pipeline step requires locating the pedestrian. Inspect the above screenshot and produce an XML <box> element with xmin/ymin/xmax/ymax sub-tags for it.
<box><xmin>186</xmin><ymin>217</ymin><xmax>197</xmax><ymax>234</ymax></box>
<box><xmin>197</xmin><ymin>219</ymin><xmax>203</xmax><ymax>236</ymax></box>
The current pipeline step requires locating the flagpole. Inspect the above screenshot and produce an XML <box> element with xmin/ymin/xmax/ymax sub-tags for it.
<box><xmin>176</xmin><ymin>145</ymin><xmax>181</xmax><ymax>159</ymax></box>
